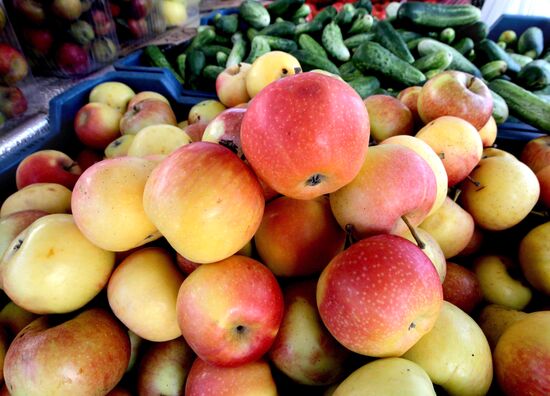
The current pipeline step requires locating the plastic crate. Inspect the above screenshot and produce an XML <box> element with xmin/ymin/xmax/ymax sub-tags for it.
<box><xmin>0</xmin><ymin>70</ymin><xmax>201</xmax><ymax>192</ymax></box>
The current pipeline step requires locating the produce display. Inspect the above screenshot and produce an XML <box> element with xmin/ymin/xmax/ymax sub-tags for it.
<box><xmin>131</xmin><ymin>0</ymin><xmax>550</xmax><ymax>133</ymax></box>
<box><xmin>5</xmin><ymin>0</ymin><xmax>120</xmax><ymax>76</ymax></box>
<box><xmin>109</xmin><ymin>0</ymin><xmax>167</xmax><ymax>45</ymax></box>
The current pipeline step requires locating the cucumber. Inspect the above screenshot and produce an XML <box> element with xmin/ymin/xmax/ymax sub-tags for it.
<box><xmin>439</xmin><ymin>27</ymin><xmax>455</xmax><ymax>44</ymax></box>
<box><xmin>498</xmin><ymin>30</ymin><xmax>517</xmax><ymax>46</ymax></box>
<box><xmin>176</xmin><ymin>54</ymin><xmax>186</xmax><ymax>83</ymax></box>
<box><xmin>347</xmin><ymin>75</ymin><xmax>380</xmax><ymax>99</ymax></box>
<box><xmin>257</xmin><ymin>21</ymin><xmax>296</xmax><ymax>37</ymax></box>
<box><xmin>354</xmin><ymin>0</ymin><xmax>373</xmax><ymax>13</ymax></box>
<box><xmin>266</xmin><ymin>0</ymin><xmax>304</xmax><ymax>18</ymax></box>
<box><xmin>298</xmin><ymin>34</ymin><xmax>327</xmax><ymax>58</ymax></box>
<box><xmin>489</xmin><ymin>79</ymin><xmax>550</xmax><ymax>132</ymax></box>
<box><xmin>202</xmin><ymin>65</ymin><xmax>224</xmax><ymax>80</ymax></box>
<box><xmin>353</xmin><ymin>41</ymin><xmax>426</xmax><ymax>86</ymax></box>
<box><xmin>397</xmin><ymin>2</ymin><xmax>480</xmax><ymax>29</ymax></box>
<box><xmin>257</xmin><ymin>35</ymin><xmax>298</xmax><ymax>52</ymax></box>
<box><xmin>344</xmin><ymin>32</ymin><xmax>375</xmax><ymax>50</ymax></box>
<box><xmin>213</xmin><ymin>13</ymin><xmax>239</xmax><ymax>35</ymax></box>
<box><xmin>144</xmin><ymin>45</ymin><xmax>184</xmax><ymax>84</ymax></box>
<box><xmin>226</xmin><ymin>32</ymin><xmax>247</xmax><ymax>67</ymax></box>
<box><xmin>510</xmin><ymin>53</ymin><xmax>533</xmax><ymax>68</ymax></box>
<box><xmin>335</xmin><ymin>3</ymin><xmax>355</xmax><ymax>27</ymax></box>
<box><xmin>247</xmin><ymin>27</ymin><xmax>259</xmax><ymax>41</ymax></box>
<box><xmin>213</xmin><ymin>34</ymin><xmax>232</xmax><ymax>46</ymax></box>
<box><xmin>373</xmin><ymin>20</ymin><xmax>414</xmax><ymax>63</ymax></box>
<box><xmin>413</xmin><ymin>49</ymin><xmax>453</xmax><ymax>72</ymax></box>
<box><xmin>240</xmin><ymin>0</ymin><xmax>270</xmax><ymax>29</ymax></box>
<box><xmin>497</xmin><ymin>41</ymin><xmax>507</xmax><ymax>50</ymax></box>
<box><xmin>290</xmin><ymin>49</ymin><xmax>340</xmax><ymax>75</ymax></box>
<box><xmin>425</xmin><ymin>69</ymin><xmax>444</xmax><ymax>79</ymax></box>
<box><xmin>187</xmin><ymin>49</ymin><xmax>206</xmax><ymax>77</ymax></box>
<box><xmin>453</xmin><ymin>37</ymin><xmax>474</xmax><ymax>55</ymax></box>
<box><xmin>516</xmin><ymin>60</ymin><xmax>550</xmax><ymax>90</ymax></box>
<box><xmin>291</xmin><ymin>4</ymin><xmax>310</xmax><ymax>20</ymax></box>
<box><xmin>480</xmin><ymin>60</ymin><xmax>507</xmax><ymax>81</ymax></box>
<box><xmin>518</xmin><ymin>27</ymin><xmax>544</xmax><ymax>59</ymax></box>
<box><xmin>348</xmin><ymin>13</ymin><xmax>373</xmax><ymax>35</ymax></box>
<box><xmin>339</xmin><ymin>61</ymin><xmax>363</xmax><ymax>81</ymax></box>
<box><xmin>294</xmin><ymin>6</ymin><xmax>337</xmax><ymax>35</ymax></box>
<box><xmin>406</xmin><ymin>37</ymin><xmax>424</xmax><ymax>51</ymax></box>
<box><xmin>245</xmin><ymin>35</ymin><xmax>271</xmax><ymax>63</ymax></box>
<box><xmin>201</xmin><ymin>45</ymin><xmax>232</xmax><ymax>58</ymax></box>
<box><xmin>489</xmin><ymin>89</ymin><xmax>509</xmax><ymax>124</ymax></box>
<box><xmin>322</xmin><ymin>22</ymin><xmax>350</xmax><ymax>62</ymax></box>
<box><xmin>417</xmin><ymin>38</ymin><xmax>481</xmax><ymax>77</ymax></box>
<box><xmin>186</xmin><ymin>28</ymin><xmax>216</xmax><ymax>53</ymax></box>
<box><xmin>397</xmin><ymin>29</ymin><xmax>424</xmax><ymax>43</ymax></box>
<box><xmin>384</xmin><ymin>2</ymin><xmax>400</xmax><ymax>21</ymax></box>
<box><xmin>475</xmin><ymin>39</ymin><xmax>521</xmax><ymax>75</ymax></box>
<box><xmin>216</xmin><ymin>51</ymin><xmax>228</xmax><ymax>67</ymax></box>
<box><xmin>454</xmin><ymin>21</ymin><xmax>488</xmax><ymax>42</ymax></box>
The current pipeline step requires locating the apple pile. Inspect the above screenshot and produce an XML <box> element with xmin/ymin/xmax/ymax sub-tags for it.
<box><xmin>109</xmin><ymin>0</ymin><xmax>166</xmax><ymax>43</ymax></box>
<box><xmin>0</xmin><ymin>53</ymin><xmax>549</xmax><ymax>395</ymax></box>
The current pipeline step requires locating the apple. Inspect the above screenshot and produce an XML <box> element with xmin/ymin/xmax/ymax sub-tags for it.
<box><xmin>129</xmin><ymin>0</ymin><xmax>153</xmax><ymax>19</ymax></box>
<box><xmin>216</xmin><ymin>63</ymin><xmax>252</xmax><ymax>107</ymax></box>
<box><xmin>68</xmin><ymin>20</ymin><xmax>95</xmax><ymax>46</ymax></box>
<box><xmin>89</xmin><ymin>82</ymin><xmax>135</xmax><ymax>113</ymax></box>
<box><xmin>16</xmin><ymin>150</ymin><xmax>82</xmax><ymax>190</ymax></box>
<box><xmin>330</xmin><ymin>144</ymin><xmax>436</xmax><ymax>240</ymax></box>
<box><xmin>333</xmin><ymin>358</ymin><xmax>436</xmax><ymax>396</ymax></box>
<box><xmin>176</xmin><ymin>255</ymin><xmax>283</xmax><ymax>367</ymax></box>
<box><xmin>403</xmin><ymin>301</ymin><xmax>493</xmax><ymax>396</ymax></box>
<box><xmin>0</xmin><ymin>44</ymin><xmax>29</xmax><ymax>86</ymax></box>
<box><xmin>56</xmin><ymin>43</ymin><xmax>89</xmax><ymax>75</ymax></box>
<box><xmin>519</xmin><ymin>221</ymin><xmax>550</xmax><ymax>295</ymax></box>
<box><xmin>364</xmin><ymin>94</ymin><xmax>414</xmax><ymax>142</ymax></box>
<box><xmin>91</xmin><ymin>38</ymin><xmax>118</xmax><ymax>63</ymax></box>
<box><xmin>185</xmin><ymin>358</ymin><xmax>278</xmax><ymax>396</ymax></box>
<box><xmin>397</xmin><ymin>85</ymin><xmax>422</xmax><ymax>128</ymax></box>
<box><xmin>108</xmin><ymin>247</ymin><xmax>184</xmax><ymax>342</ymax></box>
<box><xmin>51</xmin><ymin>0</ymin><xmax>82</xmax><ymax>20</ymax></box>
<box><xmin>127</xmin><ymin>124</ymin><xmax>192</xmax><ymax>158</ymax></box>
<box><xmin>254</xmin><ymin>196</ymin><xmax>345</xmax><ymax>277</ymax></box>
<box><xmin>76</xmin><ymin>148</ymin><xmax>103</xmax><ymax>171</ymax></box>
<box><xmin>4</xmin><ymin>308</ymin><xmax>130</xmax><ymax>395</ymax></box>
<box><xmin>202</xmin><ymin>107</ymin><xmax>246</xmax><ymax>158</ymax></box>
<box><xmin>161</xmin><ymin>0</ymin><xmax>189</xmax><ymax>26</ymax></box>
<box><xmin>415</xmin><ymin>115</ymin><xmax>483</xmax><ymax>187</ymax></box>
<box><xmin>0</xmin><ymin>302</ymin><xmax>38</xmax><ymax>339</ymax></box>
<box><xmin>176</xmin><ymin>253</ymin><xmax>201</xmax><ymax>274</ymax></box>
<box><xmin>245</xmin><ymin>51</ymin><xmax>301</xmax><ymax>98</ymax></box>
<box><xmin>127</xmin><ymin>91</ymin><xmax>169</xmax><ymax>109</ymax></box>
<box><xmin>399</xmin><ymin>227</ymin><xmax>446</xmax><ymax>282</ymax></box>
<box><xmin>478</xmin><ymin>115</ymin><xmax>497</xmax><ymax>147</ymax></box>
<box><xmin>536</xmin><ymin>166</ymin><xmax>550</xmax><ymax>208</ymax></box>
<box><xmin>1</xmin><ymin>214</ymin><xmax>115</xmax><ymax>314</ymax></box>
<box><xmin>104</xmin><ymin>134</ymin><xmax>135</xmax><ymax>158</ymax></box>
<box><xmin>74</xmin><ymin>103</ymin><xmax>122</xmax><ymax>149</ymax></box>
<box><xmin>12</xmin><ymin>0</ymin><xmax>46</xmax><ymax>24</ymax></box>
<box><xmin>419</xmin><ymin>196</ymin><xmax>475</xmax><ymax>259</ymax></box>
<box><xmin>457</xmin><ymin>226</ymin><xmax>484</xmax><ymax>257</ymax></box>
<box><xmin>187</xmin><ymin>100</ymin><xmax>226</xmax><ymax>125</ymax></box>
<box><xmin>317</xmin><ymin>234</ymin><xmax>443</xmax><ymax>357</ymax></box>
<box><xmin>0</xmin><ymin>86</ymin><xmax>27</xmax><ymax>119</ymax></box>
<box><xmin>106</xmin><ymin>387</ymin><xmax>132</xmax><ymax>396</ymax></box>
<box><xmin>92</xmin><ymin>10</ymin><xmax>114</xmax><ymax>36</ymax></box>
<box><xmin>71</xmin><ymin>156</ymin><xmax>160</xmax><ymax>252</ymax></box>
<box><xmin>381</xmin><ymin>134</ymin><xmax>448</xmax><ymax>216</ymax></box>
<box><xmin>520</xmin><ymin>135</ymin><xmax>550</xmax><ymax>173</ymax></box>
<box><xmin>128</xmin><ymin>18</ymin><xmax>149</xmax><ymax>39</ymax></box>
<box><xmin>442</xmin><ymin>261</ymin><xmax>483</xmax><ymax>313</ymax></box>
<box><xmin>143</xmin><ymin>142</ymin><xmax>264</xmax><ymax>264</ymax></box>
<box><xmin>269</xmin><ymin>279</ymin><xmax>350</xmax><ymax>385</ymax></box>
<box><xmin>474</xmin><ymin>255</ymin><xmax>532</xmax><ymax>310</ymax></box>
<box><xmin>184</xmin><ymin>122</ymin><xmax>208</xmax><ymax>142</ymax></box>
<box><xmin>494</xmin><ymin>311</ymin><xmax>550</xmax><ymax>395</ymax></box>
<box><xmin>477</xmin><ymin>304</ymin><xmax>528</xmax><ymax>350</ymax></box>
<box><xmin>242</xmin><ymin>72</ymin><xmax>370</xmax><ymax>200</ymax></box>
<box><xmin>417</xmin><ymin>70</ymin><xmax>493</xmax><ymax>130</ymax></box>
<box><xmin>137</xmin><ymin>337</ymin><xmax>195</xmax><ymax>395</ymax></box>
<box><xmin>120</xmin><ymin>99</ymin><xmax>177</xmax><ymax>135</ymax></box>
<box><xmin>21</xmin><ymin>28</ymin><xmax>54</xmax><ymax>55</ymax></box>
<box><xmin>459</xmin><ymin>155</ymin><xmax>540</xmax><ymax>231</ymax></box>
<box><xmin>0</xmin><ymin>183</ymin><xmax>72</xmax><ymax>217</ymax></box>
<box><xmin>0</xmin><ymin>210</ymin><xmax>48</xmax><ymax>260</ymax></box>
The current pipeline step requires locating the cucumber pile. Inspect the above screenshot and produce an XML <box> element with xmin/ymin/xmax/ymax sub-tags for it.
<box><xmin>143</xmin><ymin>0</ymin><xmax>550</xmax><ymax>132</ymax></box>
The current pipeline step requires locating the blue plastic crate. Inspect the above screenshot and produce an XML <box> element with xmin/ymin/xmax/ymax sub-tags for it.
<box><xmin>199</xmin><ymin>7</ymin><xmax>239</xmax><ymax>26</ymax></box>
<box><xmin>488</xmin><ymin>14</ymin><xmax>550</xmax><ymax>47</ymax></box>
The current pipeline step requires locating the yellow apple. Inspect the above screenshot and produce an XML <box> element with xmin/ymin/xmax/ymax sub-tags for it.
<box><xmin>245</xmin><ymin>51</ymin><xmax>301</xmax><ymax>98</ymax></box>
<box><xmin>518</xmin><ymin>221</ymin><xmax>550</xmax><ymax>295</ymax></box>
<box><xmin>399</xmin><ymin>227</ymin><xmax>446</xmax><ymax>282</ymax></box>
<box><xmin>477</xmin><ymin>304</ymin><xmax>528</xmax><ymax>350</ymax></box>
<box><xmin>128</xmin><ymin>124</ymin><xmax>192</xmax><ymax>158</ymax></box>
<box><xmin>104</xmin><ymin>134</ymin><xmax>135</xmax><ymax>158</ymax></box>
<box><xmin>0</xmin><ymin>183</ymin><xmax>71</xmax><ymax>217</ymax></box>
<box><xmin>187</xmin><ymin>100</ymin><xmax>226</xmax><ymax>125</ymax></box>
<box><xmin>89</xmin><ymin>82</ymin><xmax>136</xmax><ymax>113</ymax></box>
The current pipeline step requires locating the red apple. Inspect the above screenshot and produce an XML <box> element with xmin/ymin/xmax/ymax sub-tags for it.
<box><xmin>397</xmin><ymin>86</ymin><xmax>422</xmax><ymax>128</ymax></box>
<box><xmin>537</xmin><ymin>166</ymin><xmax>550</xmax><ymax>207</ymax></box>
<box><xmin>0</xmin><ymin>86</ymin><xmax>27</xmax><ymax>118</ymax></box>
<box><xmin>185</xmin><ymin>358</ymin><xmax>277</xmax><ymax>396</ymax></box>
<box><xmin>74</xmin><ymin>102</ymin><xmax>122</xmax><ymax>149</ymax></box>
<box><xmin>129</xmin><ymin>0</ymin><xmax>153</xmax><ymax>19</ymax></box>
<box><xmin>21</xmin><ymin>28</ymin><xmax>54</xmax><ymax>55</ymax></box>
<box><xmin>418</xmin><ymin>70</ymin><xmax>493</xmax><ymax>130</ymax></box>
<box><xmin>520</xmin><ymin>135</ymin><xmax>550</xmax><ymax>174</ymax></box>
<box><xmin>329</xmin><ymin>144</ymin><xmax>437</xmax><ymax>240</ymax></box>
<box><xmin>254</xmin><ymin>196</ymin><xmax>345</xmax><ymax>277</ymax></box>
<box><xmin>119</xmin><ymin>99</ymin><xmax>177</xmax><ymax>135</ymax></box>
<box><xmin>184</xmin><ymin>122</ymin><xmax>208</xmax><ymax>142</ymax></box>
<box><xmin>317</xmin><ymin>234</ymin><xmax>443</xmax><ymax>357</ymax></box>
<box><xmin>176</xmin><ymin>253</ymin><xmax>201</xmax><ymax>274</ymax></box>
<box><xmin>176</xmin><ymin>255</ymin><xmax>284</xmax><ymax>367</ymax></box>
<box><xmin>216</xmin><ymin>63</ymin><xmax>252</xmax><ymax>108</ymax></box>
<box><xmin>15</xmin><ymin>149</ymin><xmax>82</xmax><ymax>190</ymax></box>
<box><xmin>4</xmin><ymin>308</ymin><xmax>130</xmax><ymax>395</ymax></box>
<box><xmin>269</xmin><ymin>279</ymin><xmax>350</xmax><ymax>385</ymax></box>
<box><xmin>442</xmin><ymin>262</ymin><xmax>483</xmax><ymax>314</ymax></box>
<box><xmin>241</xmin><ymin>71</ymin><xmax>370</xmax><ymax>200</ymax></box>
<box><xmin>56</xmin><ymin>43</ymin><xmax>89</xmax><ymax>75</ymax></box>
<box><xmin>76</xmin><ymin>148</ymin><xmax>103</xmax><ymax>172</ymax></box>
<box><xmin>127</xmin><ymin>18</ymin><xmax>149</xmax><ymax>38</ymax></box>
<box><xmin>364</xmin><ymin>94</ymin><xmax>414</xmax><ymax>142</ymax></box>
<box><xmin>106</xmin><ymin>387</ymin><xmax>132</xmax><ymax>396</ymax></box>
<box><xmin>0</xmin><ymin>44</ymin><xmax>29</xmax><ymax>86</ymax></box>
<box><xmin>12</xmin><ymin>0</ymin><xmax>46</xmax><ymax>24</ymax></box>
<box><xmin>202</xmin><ymin>107</ymin><xmax>246</xmax><ymax>158</ymax></box>
<box><xmin>92</xmin><ymin>10</ymin><xmax>114</xmax><ymax>36</ymax></box>
<box><xmin>127</xmin><ymin>91</ymin><xmax>170</xmax><ymax>109</ymax></box>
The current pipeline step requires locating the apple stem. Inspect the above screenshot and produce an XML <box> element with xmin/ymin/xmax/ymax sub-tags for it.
<box><xmin>438</xmin><ymin>152</ymin><xmax>445</xmax><ymax>159</ymax></box>
<box><xmin>401</xmin><ymin>216</ymin><xmax>425</xmax><ymax>249</ymax></box>
<box><xmin>344</xmin><ymin>224</ymin><xmax>357</xmax><ymax>247</ymax></box>
<box><xmin>453</xmin><ymin>188</ymin><xmax>462</xmax><ymax>202</ymax></box>
<box><xmin>530</xmin><ymin>210</ymin><xmax>549</xmax><ymax>218</ymax></box>
<box><xmin>466</xmin><ymin>176</ymin><xmax>481</xmax><ymax>187</ymax></box>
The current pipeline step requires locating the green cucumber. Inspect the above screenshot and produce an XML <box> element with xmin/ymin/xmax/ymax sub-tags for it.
<box><xmin>227</xmin><ymin>32</ymin><xmax>247</xmax><ymax>67</ymax></box>
<box><xmin>417</xmin><ymin>38</ymin><xmax>481</xmax><ymax>77</ymax></box>
<box><xmin>517</xmin><ymin>60</ymin><xmax>550</xmax><ymax>90</ymax></box>
<box><xmin>344</xmin><ymin>32</ymin><xmax>375</xmax><ymax>50</ymax></box>
<box><xmin>339</xmin><ymin>61</ymin><xmax>363</xmax><ymax>81</ymax></box>
<box><xmin>425</xmin><ymin>69</ymin><xmax>444</xmax><ymax>79</ymax></box>
<box><xmin>322</xmin><ymin>22</ymin><xmax>350</xmax><ymax>62</ymax></box>
<box><xmin>489</xmin><ymin>89</ymin><xmax>509</xmax><ymax>124</ymax></box>
<box><xmin>475</xmin><ymin>39</ymin><xmax>521</xmax><ymax>75</ymax></box>
<box><xmin>244</xmin><ymin>35</ymin><xmax>271</xmax><ymax>63</ymax></box>
<box><xmin>216</xmin><ymin>51</ymin><xmax>228</xmax><ymax>67</ymax></box>
<box><xmin>335</xmin><ymin>3</ymin><xmax>355</xmax><ymax>27</ymax></box>
<box><xmin>247</xmin><ymin>27</ymin><xmax>259</xmax><ymax>41</ymax></box>
<box><xmin>353</xmin><ymin>41</ymin><xmax>426</xmax><ymax>86</ymax></box>
<box><xmin>294</xmin><ymin>6</ymin><xmax>337</xmax><ymax>35</ymax></box>
<box><xmin>266</xmin><ymin>0</ymin><xmax>304</xmax><ymax>18</ymax></box>
<box><xmin>213</xmin><ymin>13</ymin><xmax>239</xmax><ymax>35</ymax></box>
<box><xmin>257</xmin><ymin>21</ymin><xmax>296</xmax><ymax>37</ymax></box>
<box><xmin>240</xmin><ymin>0</ymin><xmax>270</xmax><ymax>29</ymax></box>
<box><xmin>144</xmin><ymin>45</ymin><xmax>184</xmax><ymax>84</ymax></box>
<box><xmin>257</xmin><ymin>35</ymin><xmax>297</xmax><ymax>52</ymax></box>
<box><xmin>499</xmin><ymin>30</ymin><xmax>517</xmax><ymax>46</ymax></box>
<box><xmin>348</xmin><ymin>13</ymin><xmax>373</xmax><ymax>35</ymax></box>
<box><xmin>176</xmin><ymin>54</ymin><xmax>186</xmax><ymax>83</ymax></box>
<box><xmin>439</xmin><ymin>27</ymin><xmax>455</xmax><ymax>44</ymax></box>
<box><xmin>397</xmin><ymin>2</ymin><xmax>480</xmax><ymax>29</ymax></box>
<box><xmin>291</xmin><ymin>4</ymin><xmax>310</xmax><ymax>20</ymax></box>
<box><xmin>406</xmin><ymin>37</ymin><xmax>424</xmax><ymax>51</ymax></box>
<box><xmin>480</xmin><ymin>60</ymin><xmax>507</xmax><ymax>81</ymax></box>
<box><xmin>453</xmin><ymin>37</ymin><xmax>474</xmax><ymax>55</ymax></box>
<box><xmin>413</xmin><ymin>49</ymin><xmax>453</xmax><ymax>72</ymax></box>
<box><xmin>202</xmin><ymin>65</ymin><xmax>224</xmax><ymax>80</ymax></box>
<box><xmin>347</xmin><ymin>75</ymin><xmax>380</xmax><ymax>99</ymax></box>
<box><xmin>518</xmin><ymin>27</ymin><xmax>544</xmax><ymax>58</ymax></box>
<box><xmin>373</xmin><ymin>20</ymin><xmax>414</xmax><ymax>63</ymax></box>
<box><xmin>510</xmin><ymin>53</ymin><xmax>533</xmax><ymax>68</ymax></box>
<box><xmin>186</xmin><ymin>28</ymin><xmax>216</xmax><ymax>53</ymax></box>
<box><xmin>354</xmin><ymin>0</ymin><xmax>372</xmax><ymax>13</ymax></box>
<box><xmin>454</xmin><ymin>21</ymin><xmax>488</xmax><ymax>42</ymax></box>
<box><xmin>397</xmin><ymin>29</ymin><xmax>424</xmax><ymax>43</ymax></box>
<box><xmin>187</xmin><ymin>49</ymin><xmax>206</xmax><ymax>77</ymax></box>
<box><xmin>201</xmin><ymin>45</ymin><xmax>232</xmax><ymax>58</ymax></box>
<box><xmin>298</xmin><ymin>34</ymin><xmax>327</xmax><ymax>58</ymax></box>
<box><xmin>290</xmin><ymin>49</ymin><xmax>340</xmax><ymax>75</ymax></box>
<box><xmin>489</xmin><ymin>79</ymin><xmax>550</xmax><ymax>132</ymax></box>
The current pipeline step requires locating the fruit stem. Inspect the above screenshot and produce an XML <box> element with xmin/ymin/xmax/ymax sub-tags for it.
<box><xmin>344</xmin><ymin>224</ymin><xmax>356</xmax><ymax>248</ymax></box>
<box><xmin>530</xmin><ymin>210</ymin><xmax>549</xmax><ymax>218</ymax></box>
<box><xmin>401</xmin><ymin>216</ymin><xmax>425</xmax><ymax>249</ymax></box>
<box><xmin>453</xmin><ymin>188</ymin><xmax>462</xmax><ymax>202</ymax></box>
<box><xmin>466</xmin><ymin>176</ymin><xmax>481</xmax><ymax>187</ymax></box>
